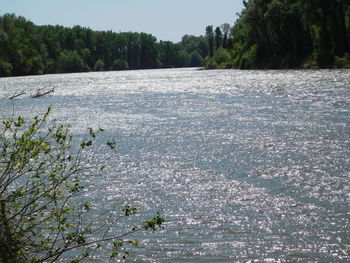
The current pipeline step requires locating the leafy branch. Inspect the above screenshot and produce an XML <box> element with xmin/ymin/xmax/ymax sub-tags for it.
<box><xmin>0</xmin><ymin>107</ymin><xmax>164</xmax><ymax>263</ymax></box>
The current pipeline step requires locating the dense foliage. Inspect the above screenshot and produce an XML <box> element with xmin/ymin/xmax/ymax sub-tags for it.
<box><xmin>0</xmin><ymin>14</ymin><xmax>208</xmax><ymax>77</ymax></box>
<box><xmin>1</xmin><ymin>0</ymin><xmax>349</xmax><ymax>77</ymax></box>
<box><xmin>204</xmin><ymin>0</ymin><xmax>350</xmax><ymax>69</ymax></box>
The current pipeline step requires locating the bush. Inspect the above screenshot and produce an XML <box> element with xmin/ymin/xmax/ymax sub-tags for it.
<box><xmin>217</xmin><ymin>62</ymin><xmax>233</xmax><ymax>69</ymax></box>
<box><xmin>240</xmin><ymin>44</ymin><xmax>257</xmax><ymax>69</ymax></box>
<box><xmin>111</xmin><ymin>59</ymin><xmax>129</xmax><ymax>70</ymax></box>
<box><xmin>213</xmin><ymin>47</ymin><xmax>231</xmax><ymax>65</ymax></box>
<box><xmin>0</xmin><ymin>59</ymin><xmax>12</xmax><ymax>77</ymax></box>
<box><xmin>190</xmin><ymin>50</ymin><xmax>203</xmax><ymax>67</ymax></box>
<box><xmin>56</xmin><ymin>50</ymin><xmax>88</xmax><ymax>73</ymax></box>
<box><xmin>303</xmin><ymin>51</ymin><xmax>318</xmax><ymax>69</ymax></box>
<box><xmin>334</xmin><ymin>53</ymin><xmax>350</xmax><ymax>68</ymax></box>
<box><xmin>203</xmin><ymin>56</ymin><xmax>218</xmax><ymax>69</ymax></box>
<box><xmin>93</xmin><ymin>59</ymin><xmax>105</xmax><ymax>71</ymax></box>
<box><xmin>174</xmin><ymin>51</ymin><xmax>191</xmax><ymax>67</ymax></box>
<box><xmin>0</xmin><ymin>107</ymin><xmax>163</xmax><ymax>262</ymax></box>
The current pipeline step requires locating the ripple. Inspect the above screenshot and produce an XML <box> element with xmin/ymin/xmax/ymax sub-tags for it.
<box><xmin>1</xmin><ymin>68</ymin><xmax>349</xmax><ymax>262</ymax></box>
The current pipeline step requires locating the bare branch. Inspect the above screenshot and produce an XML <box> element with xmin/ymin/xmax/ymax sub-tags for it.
<box><xmin>30</xmin><ymin>87</ymin><xmax>55</xmax><ymax>98</ymax></box>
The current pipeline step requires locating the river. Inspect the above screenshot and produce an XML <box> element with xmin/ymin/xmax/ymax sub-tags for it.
<box><xmin>0</xmin><ymin>68</ymin><xmax>349</xmax><ymax>262</ymax></box>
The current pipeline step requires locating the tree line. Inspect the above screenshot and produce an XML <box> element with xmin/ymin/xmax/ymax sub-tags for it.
<box><xmin>0</xmin><ymin>13</ymin><xmax>208</xmax><ymax>77</ymax></box>
<box><xmin>204</xmin><ymin>0</ymin><xmax>350</xmax><ymax>69</ymax></box>
<box><xmin>1</xmin><ymin>0</ymin><xmax>350</xmax><ymax>77</ymax></box>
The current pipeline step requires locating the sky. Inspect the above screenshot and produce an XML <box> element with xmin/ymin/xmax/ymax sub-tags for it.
<box><xmin>1</xmin><ymin>0</ymin><xmax>244</xmax><ymax>42</ymax></box>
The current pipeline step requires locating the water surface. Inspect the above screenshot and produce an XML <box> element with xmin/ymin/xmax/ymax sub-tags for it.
<box><xmin>1</xmin><ymin>68</ymin><xmax>349</xmax><ymax>262</ymax></box>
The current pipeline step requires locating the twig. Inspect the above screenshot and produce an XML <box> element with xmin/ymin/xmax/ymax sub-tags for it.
<box><xmin>9</xmin><ymin>91</ymin><xmax>26</xmax><ymax>100</ymax></box>
<box><xmin>30</xmin><ymin>87</ymin><xmax>55</xmax><ymax>98</ymax></box>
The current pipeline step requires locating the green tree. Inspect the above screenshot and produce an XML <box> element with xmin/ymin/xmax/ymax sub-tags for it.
<box><xmin>93</xmin><ymin>59</ymin><xmax>105</xmax><ymax>71</ymax></box>
<box><xmin>214</xmin><ymin>26</ymin><xmax>223</xmax><ymax>50</ymax></box>
<box><xmin>220</xmin><ymin>23</ymin><xmax>230</xmax><ymax>48</ymax></box>
<box><xmin>214</xmin><ymin>47</ymin><xmax>231</xmax><ymax>65</ymax></box>
<box><xmin>0</xmin><ymin>107</ymin><xmax>164</xmax><ymax>262</ymax></box>
<box><xmin>205</xmin><ymin>25</ymin><xmax>214</xmax><ymax>57</ymax></box>
<box><xmin>56</xmin><ymin>50</ymin><xmax>87</xmax><ymax>73</ymax></box>
<box><xmin>0</xmin><ymin>59</ymin><xmax>12</xmax><ymax>77</ymax></box>
<box><xmin>126</xmin><ymin>33</ymin><xmax>141</xmax><ymax>68</ymax></box>
<box><xmin>227</xmin><ymin>0</ymin><xmax>350</xmax><ymax>69</ymax></box>
<box><xmin>112</xmin><ymin>58</ymin><xmax>129</xmax><ymax>70</ymax></box>
<box><xmin>203</xmin><ymin>56</ymin><xmax>218</xmax><ymax>69</ymax></box>
<box><xmin>180</xmin><ymin>35</ymin><xmax>208</xmax><ymax>57</ymax></box>
<box><xmin>139</xmin><ymin>33</ymin><xmax>160</xmax><ymax>68</ymax></box>
<box><xmin>175</xmin><ymin>51</ymin><xmax>191</xmax><ymax>67</ymax></box>
<box><xmin>158</xmin><ymin>41</ymin><xmax>178</xmax><ymax>68</ymax></box>
<box><xmin>190</xmin><ymin>50</ymin><xmax>204</xmax><ymax>67</ymax></box>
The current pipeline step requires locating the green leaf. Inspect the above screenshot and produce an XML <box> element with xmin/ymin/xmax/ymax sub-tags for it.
<box><xmin>88</xmin><ymin>127</ymin><xmax>96</xmax><ymax>138</ymax></box>
<box><xmin>128</xmin><ymin>240</ymin><xmax>139</xmax><ymax>246</ymax></box>
<box><xmin>144</xmin><ymin>213</ymin><xmax>165</xmax><ymax>231</ymax></box>
<box><xmin>76</xmin><ymin>235</ymin><xmax>86</xmax><ymax>245</ymax></box>
<box><xmin>113</xmin><ymin>241</ymin><xmax>123</xmax><ymax>248</ymax></box>
<box><xmin>83</xmin><ymin>202</ymin><xmax>91</xmax><ymax>211</ymax></box>
<box><xmin>80</xmin><ymin>140</ymin><xmax>92</xmax><ymax>149</ymax></box>
<box><xmin>123</xmin><ymin>205</ymin><xmax>137</xmax><ymax>216</ymax></box>
<box><xmin>110</xmin><ymin>251</ymin><xmax>119</xmax><ymax>259</ymax></box>
<box><xmin>106</xmin><ymin>140</ymin><xmax>116</xmax><ymax>150</ymax></box>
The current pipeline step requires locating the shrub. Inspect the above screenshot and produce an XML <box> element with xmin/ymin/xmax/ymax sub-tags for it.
<box><xmin>93</xmin><ymin>59</ymin><xmax>105</xmax><ymax>71</ymax></box>
<box><xmin>190</xmin><ymin>50</ymin><xmax>203</xmax><ymax>67</ymax></box>
<box><xmin>213</xmin><ymin>47</ymin><xmax>231</xmax><ymax>65</ymax></box>
<box><xmin>0</xmin><ymin>59</ymin><xmax>12</xmax><ymax>77</ymax></box>
<box><xmin>175</xmin><ymin>51</ymin><xmax>191</xmax><ymax>67</ymax></box>
<box><xmin>203</xmin><ymin>56</ymin><xmax>218</xmax><ymax>69</ymax></box>
<box><xmin>56</xmin><ymin>50</ymin><xmax>88</xmax><ymax>73</ymax></box>
<box><xmin>240</xmin><ymin>44</ymin><xmax>257</xmax><ymax>69</ymax></box>
<box><xmin>0</xmin><ymin>107</ymin><xmax>163</xmax><ymax>262</ymax></box>
<box><xmin>217</xmin><ymin>62</ymin><xmax>233</xmax><ymax>69</ymax></box>
<box><xmin>111</xmin><ymin>59</ymin><xmax>129</xmax><ymax>70</ymax></box>
<box><xmin>334</xmin><ymin>53</ymin><xmax>350</xmax><ymax>68</ymax></box>
<box><xmin>303</xmin><ymin>51</ymin><xmax>318</xmax><ymax>69</ymax></box>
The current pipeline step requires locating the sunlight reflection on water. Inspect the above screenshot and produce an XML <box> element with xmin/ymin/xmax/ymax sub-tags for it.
<box><xmin>1</xmin><ymin>68</ymin><xmax>349</xmax><ymax>262</ymax></box>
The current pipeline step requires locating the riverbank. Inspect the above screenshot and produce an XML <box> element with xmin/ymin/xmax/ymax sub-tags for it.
<box><xmin>204</xmin><ymin>52</ymin><xmax>350</xmax><ymax>70</ymax></box>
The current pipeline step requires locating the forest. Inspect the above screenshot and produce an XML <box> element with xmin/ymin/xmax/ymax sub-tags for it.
<box><xmin>205</xmin><ymin>0</ymin><xmax>350</xmax><ymax>69</ymax></box>
<box><xmin>1</xmin><ymin>0</ymin><xmax>350</xmax><ymax>77</ymax></box>
<box><xmin>0</xmin><ymin>13</ymin><xmax>208</xmax><ymax>77</ymax></box>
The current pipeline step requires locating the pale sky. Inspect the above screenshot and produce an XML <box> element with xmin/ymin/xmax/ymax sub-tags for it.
<box><xmin>0</xmin><ymin>0</ymin><xmax>244</xmax><ymax>42</ymax></box>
